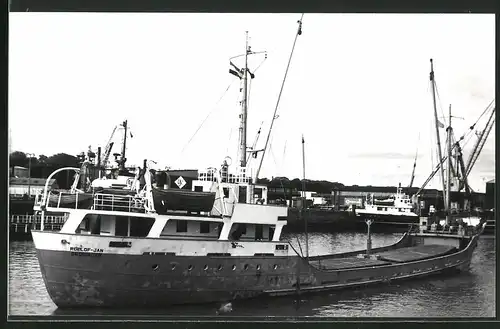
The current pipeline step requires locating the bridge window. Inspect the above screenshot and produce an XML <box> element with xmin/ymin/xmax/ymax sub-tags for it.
<box><xmin>194</xmin><ymin>185</ymin><xmax>203</xmax><ymax>192</ymax></box>
<box><xmin>269</xmin><ymin>226</ymin><xmax>275</xmax><ymax>240</ymax></box>
<box><xmin>176</xmin><ymin>220</ymin><xmax>188</xmax><ymax>233</ymax></box>
<box><xmin>255</xmin><ymin>224</ymin><xmax>263</xmax><ymax>241</ymax></box>
<box><xmin>76</xmin><ymin>214</ymin><xmax>154</xmax><ymax>237</ymax></box>
<box><xmin>130</xmin><ymin>217</ymin><xmax>154</xmax><ymax>237</ymax></box>
<box><xmin>115</xmin><ymin>216</ymin><xmax>129</xmax><ymax>237</ymax></box>
<box><xmin>230</xmin><ymin>223</ymin><xmax>247</xmax><ymax>240</ymax></box>
<box><xmin>223</xmin><ymin>187</ymin><xmax>230</xmax><ymax>198</ymax></box>
<box><xmin>200</xmin><ymin>221</ymin><xmax>210</xmax><ymax>233</ymax></box>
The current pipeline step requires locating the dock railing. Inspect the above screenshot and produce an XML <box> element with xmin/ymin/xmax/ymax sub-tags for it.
<box><xmin>10</xmin><ymin>214</ymin><xmax>68</xmax><ymax>233</ymax></box>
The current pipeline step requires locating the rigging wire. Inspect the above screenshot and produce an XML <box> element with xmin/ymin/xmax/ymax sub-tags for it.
<box><xmin>181</xmin><ymin>78</ymin><xmax>238</xmax><ymax>155</ymax></box>
<box><xmin>247</xmin><ymin>76</ymin><xmax>252</xmax><ymax>111</ymax></box>
<box><xmin>255</xmin><ymin>13</ymin><xmax>304</xmax><ymax>181</ymax></box>
<box><xmin>434</xmin><ymin>80</ymin><xmax>446</xmax><ymax>124</ymax></box>
<box><xmin>281</xmin><ymin>140</ymin><xmax>287</xmax><ymax>174</ymax></box>
<box><xmin>226</xmin><ymin>127</ymin><xmax>234</xmax><ymax>155</ymax></box>
<box><xmin>453</xmin><ymin>99</ymin><xmax>494</xmax><ymax>150</ymax></box>
<box><xmin>421</xmin><ymin>99</ymin><xmax>494</xmax><ymax>192</ymax></box>
<box><xmin>269</xmin><ymin>143</ymin><xmax>278</xmax><ymax>174</ymax></box>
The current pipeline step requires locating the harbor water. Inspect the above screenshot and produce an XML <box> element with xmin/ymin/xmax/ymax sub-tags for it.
<box><xmin>8</xmin><ymin>232</ymin><xmax>495</xmax><ymax>318</ymax></box>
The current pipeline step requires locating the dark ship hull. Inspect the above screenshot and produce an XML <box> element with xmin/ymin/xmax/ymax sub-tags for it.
<box><xmin>355</xmin><ymin>212</ymin><xmax>419</xmax><ymax>227</ymax></box>
<box><xmin>286</xmin><ymin>207</ymin><xmax>357</xmax><ymax>232</ymax></box>
<box><xmin>152</xmin><ymin>187</ymin><xmax>216</xmax><ymax>214</ymax></box>
<box><xmin>32</xmin><ymin>227</ymin><xmax>484</xmax><ymax>308</ymax></box>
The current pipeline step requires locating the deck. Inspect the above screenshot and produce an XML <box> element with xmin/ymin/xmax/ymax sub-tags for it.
<box><xmin>377</xmin><ymin>244</ymin><xmax>456</xmax><ymax>263</ymax></box>
<box><xmin>310</xmin><ymin>257</ymin><xmax>390</xmax><ymax>270</ymax></box>
<box><xmin>309</xmin><ymin>244</ymin><xmax>457</xmax><ymax>270</ymax></box>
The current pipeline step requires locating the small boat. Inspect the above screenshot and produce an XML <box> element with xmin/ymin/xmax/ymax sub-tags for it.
<box><xmin>47</xmin><ymin>190</ymin><xmax>94</xmax><ymax>209</ymax></box>
<box><xmin>373</xmin><ymin>197</ymin><xmax>395</xmax><ymax>206</ymax></box>
<box><xmin>151</xmin><ymin>187</ymin><xmax>216</xmax><ymax>214</ymax></box>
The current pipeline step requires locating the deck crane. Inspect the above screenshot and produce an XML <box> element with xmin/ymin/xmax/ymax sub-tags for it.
<box><xmin>463</xmin><ymin>106</ymin><xmax>495</xmax><ymax>180</ymax></box>
<box><xmin>408</xmin><ymin>135</ymin><xmax>420</xmax><ymax>188</ymax></box>
<box><xmin>415</xmin><ymin>102</ymin><xmax>495</xmax><ymax>205</ymax></box>
<box><xmin>99</xmin><ymin>120</ymin><xmax>133</xmax><ymax>173</ymax></box>
<box><xmin>100</xmin><ymin>126</ymin><xmax>117</xmax><ymax>170</ymax></box>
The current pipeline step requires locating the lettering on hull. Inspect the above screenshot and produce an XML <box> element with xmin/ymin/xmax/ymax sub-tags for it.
<box><xmin>69</xmin><ymin>246</ymin><xmax>104</xmax><ymax>257</ymax></box>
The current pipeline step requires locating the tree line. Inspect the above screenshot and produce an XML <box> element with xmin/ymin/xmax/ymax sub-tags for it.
<box><xmin>256</xmin><ymin>177</ymin><xmax>344</xmax><ymax>193</ymax></box>
<box><xmin>9</xmin><ymin>151</ymin><xmax>80</xmax><ymax>189</ymax></box>
<box><xmin>9</xmin><ymin>151</ymin><xmax>345</xmax><ymax>192</ymax></box>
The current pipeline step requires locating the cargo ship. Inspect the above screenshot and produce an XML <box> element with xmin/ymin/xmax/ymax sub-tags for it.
<box><xmin>30</xmin><ymin>22</ymin><xmax>488</xmax><ymax>308</ymax></box>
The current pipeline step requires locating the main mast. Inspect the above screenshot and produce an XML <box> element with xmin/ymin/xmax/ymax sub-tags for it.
<box><xmin>446</xmin><ymin>104</ymin><xmax>452</xmax><ymax>225</ymax></box>
<box><xmin>229</xmin><ymin>32</ymin><xmax>264</xmax><ymax>169</ymax></box>
<box><xmin>429</xmin><ymin>59</ymin><xmax>447</xmax><ymax>216</ymax></box>
<box><xmin>240</xmin><ymin>32</ymin><xmax>250</xmax><ymax>168</ymax></box>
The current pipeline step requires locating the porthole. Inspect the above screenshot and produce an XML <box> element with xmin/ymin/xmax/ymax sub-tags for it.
<box><xmin>171</xmin><ymin>264</ymin><xmax>176</xmax><ymax>270</ymax></box>
<box><xmin>232</xmin><ymin>265</ymin><xmax>236</xmax><ymax>271</ymax></box>
<box><xmin>256</xmin><ymin>265</ymin><xmax>261</xmax><ymax>271</ymax></box>
<box><xmin>244</xmin><ymin>264</ymin><xmax>249</xmax><ymax>270</ymax></box>
<box><xmin>188</xmin><ymin>265</ymin><xmax>193</xmax><ymax>271</ymax></box>
<box><xmin>218</xmin><ymin>264</ymin><xmax>223</xmax><ymax>271</ymax></box>
<box><xmin>273</xmin><ymin>264</ymin><xmax>278</xmax><ymax>270</ymax></box>
<box><xmin>204</xmin><ymin>264</ymin><xmax>208</xmax><ymax>271</ymax></box>
<box><xmin>152</xmin><ymin>264</ymin><xmax>159</xmax><ymax>271</ymax></box>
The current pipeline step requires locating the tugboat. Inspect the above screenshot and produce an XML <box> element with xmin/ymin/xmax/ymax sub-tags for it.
<box><xmin>30</xmin><ymin>21</ymin><xmax>487</xmax><ymax>308</ymax></box>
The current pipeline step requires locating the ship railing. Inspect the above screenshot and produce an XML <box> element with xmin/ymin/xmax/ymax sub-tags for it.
<box><xmin>198</xmin><ymin>166</ymin><xmax>253</xmax><ymax>184</ymax></box>
<box><xmin>422</xmin><ymin>224</ymin><xmax>476</xmax><ymax>236</ymax></box>
<box><xmin>227</xmin><ymin>167</ymin><xmax>253</xmax><ymax>184</ymax></box>
<box><xmin>198</xmin><ymin>169</ymin><xmax>218</xmax><ymax>182</ymax></box>
<box><xmin>93</xmin><ymin>193</ymin><xmax>146</xmax><ymax>213</ymax></box>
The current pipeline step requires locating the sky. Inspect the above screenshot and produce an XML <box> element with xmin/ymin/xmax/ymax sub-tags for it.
<box><xmin>9</xmin><ymin>13</ymin><xmax>495</xmax><ymax>192</ymax></box>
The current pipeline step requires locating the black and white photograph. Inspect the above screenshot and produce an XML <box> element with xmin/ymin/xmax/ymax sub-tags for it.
<box><xmin>7</xmin><ymin>8</ymin><xmax>496</xmax><ymax>320</ymax></box>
